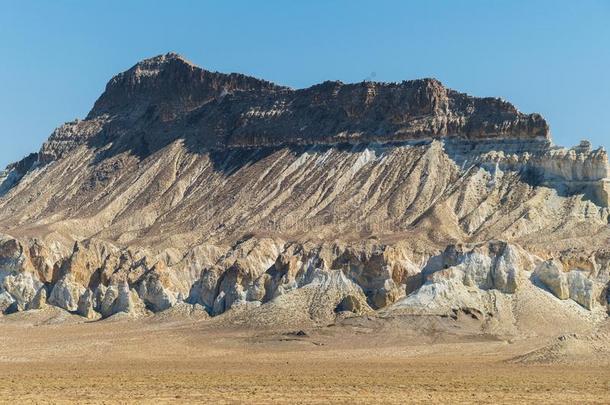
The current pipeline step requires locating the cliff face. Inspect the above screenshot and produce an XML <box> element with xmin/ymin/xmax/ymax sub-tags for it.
<box><xmin>0</xmin><ymin>53</ymin><xmax>608</xmax><ymax>322</ymax></box>
<box><xmin>442</xmin><ymin>138</ymin><xmax>610</xmax><ymax>207</ymax></box>
<box><xmin>36</xmin><ymin>53</ymin><xmax>549</xmax><ymax>165</ymax></box>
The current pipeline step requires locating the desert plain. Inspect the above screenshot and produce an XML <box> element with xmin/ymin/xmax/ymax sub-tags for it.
<box><xmin>1</xmin><ymin>307</ymin><xmax>608</xmax><ymax>404</ymax></box>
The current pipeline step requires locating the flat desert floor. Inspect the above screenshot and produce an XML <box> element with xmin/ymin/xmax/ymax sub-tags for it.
<box><xmin>0</xmin><ymin>309</ymin><xmax>608</xmax><ymax>404</ymax></box>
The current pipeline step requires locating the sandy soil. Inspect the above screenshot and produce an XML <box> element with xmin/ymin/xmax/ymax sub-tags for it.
<box><xmin>0</xmin><ymin>310</ymin><xmax>608</xmax><ymax>404</ymax></box>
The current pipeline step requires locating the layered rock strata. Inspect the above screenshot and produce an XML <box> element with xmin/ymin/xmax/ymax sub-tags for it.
<box><xmin>0</xmin><ymin>233</ymin><xmax>608</xmax><ymax>320</ymax></box>
<box><xmin>0</xmin><ymin>53</ymin><xmax>609</xmax><ymax>323</ymax></box>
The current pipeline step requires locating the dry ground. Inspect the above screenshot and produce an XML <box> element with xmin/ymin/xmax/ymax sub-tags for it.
<box><xmin>0</xmin><ymin>310</ymin><xmax>608</xmax><ymax>404</ymax></box>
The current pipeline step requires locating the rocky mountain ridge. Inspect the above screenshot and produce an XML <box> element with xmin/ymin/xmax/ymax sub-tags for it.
<box><xmin>34</xmin><ymin>53</ymin><xmax>549</xmax><ymax>163</ymax></box>
<box><xmin>0</xmin><ymin>53</ymin><xmax>608</xmax><ymax>327</ymax></box>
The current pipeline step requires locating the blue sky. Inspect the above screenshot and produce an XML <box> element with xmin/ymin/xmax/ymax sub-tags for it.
<box><xmin>1</xmin><ymin>0</ymin><xmax>609</xmax><ymax>167</ymax></box>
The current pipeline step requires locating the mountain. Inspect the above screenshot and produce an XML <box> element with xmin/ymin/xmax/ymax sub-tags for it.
<box><xmin>0</xmin><ymin>53</ymin><xmax>608</xmax><ymax>330</ymax></box>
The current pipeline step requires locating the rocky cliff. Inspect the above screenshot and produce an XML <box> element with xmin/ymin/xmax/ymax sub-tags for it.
<box><xmin>36</xmin><ymin>53</ymin><xmax>549</xmax><ymax>162</ymax></box>
<box><xmin>0</xmin><ymin>53</ymin><xmax>608</xmax><ymax>325</ymax></box>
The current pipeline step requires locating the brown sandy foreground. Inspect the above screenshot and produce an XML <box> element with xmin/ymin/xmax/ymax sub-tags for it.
<box><xmin>0</xmin><ymin>309</ymin><xmax>608</xmax><ymax>404</ymax></box>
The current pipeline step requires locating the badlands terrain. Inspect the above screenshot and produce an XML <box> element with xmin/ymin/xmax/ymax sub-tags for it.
<box><xmin>1</xmin><ymin>53</ymin><xmax>609</xmax><ymax>402</ymax></box>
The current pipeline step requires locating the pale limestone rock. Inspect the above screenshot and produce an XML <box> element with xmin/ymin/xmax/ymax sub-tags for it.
<box><xmin>93</xmin><ymin>284</ymin><xmax>107</xmax><ymax>313</ymax></box>
<box><xmin>27</xmin><ymin>239</ymin><xmax>57</xmax><ymax>284</ymax></box>
<box><xmin>245</xmin><ymin>273</ymin><xmax>268</xmax><ymax>302</ymax></box>
<box><xmin>0</xmin><ymin>235</ymin><xmax>28</xmax><ymax>273</ymax></box>
<box><xmin>187</xmin><ymin>240</ymin><xmax>532</xmax><ymax>319</ymax></box>
<box><xmin>212</xmin><ymin>282</ymin><xmax>246</xmax><ymax>316</ymax></box>
<box><xmin>2</xmin><ymin>271</ymin><xmax>43</xmax><ymax>310</ymax></box>
<box><xmin>218</xmin><ymin>239</ymin><xmax>283</xmax><ymax>310</ymax></box>
<box><xmin>393</xmin><ymin>267</ymin><xmax>487</xmax><ymax>315</ymax></box>
<box><xmin>48</xmin><ymin>274</ymin><xmax>86</xmax><ymax>311</ymax></box>
<box><xmin>77</xmin><ymin>289</ymin><xmax>98</xmax><ymax>319</ymax></box>
<box><xmin>187</xmin><ymin>267</ymin><xmax>221</xmax><ymax>312</ymax></box>
<box><xmin>491</xmin><ymin>244</ymin><xmax>521</xmax><ymax>294</ymax></box>
<box><xmin>27</xmin><ymin>287</ymin><xmax>47</xmax><ymax>310</ymax></box>
<box><xmin>535</xmin><ymin>260</ymin><xmax>569</xmax><ymax>300</ymax></box>
<box><xmin>127</xmin><ymin>287</ymin><xmax>147</xmax><ymax>316</ymax></box>
<box><xmin>567</xmin><ymin>270</ymin><xmax>599</xmax><ymax>310</ymax></box>
<box><xmin>137</xmin><ymin>273</ymin><xmax>176</xmax><ymax>312</ymax></box>
<box><xmin>212</xmin><ymin>291</ymin><xmax>227</xmax><ymax>316</ymax></box>
<box><xmin>423</xmin><ymin>241</ymin><xmax>529</xmax><ymax>295</ymax></box>
<box><xmin>187</xmin><ymin>238</ymin><xmax>283</xmax><ymax>315</ymax></box>
<box><xmin>333</xmin><ymin>242</ymin><xmax>421</xmax><ymax>309</ymax></box>
<box><xmin>535</xmin><ymin>260</ymin><xmax>602</xmax><ymax>309</ymax></box>
<box><xmin>98</xmin><ymin>282</ymin><xmax>147</xmax><ymax>318</ymax></box>
<box><xmin>0</xmin><ymin>291</ymin><xmax>15</xmax><ymax>313</ymax></box>
<box><xmin>458</xmin><ymin>252</ymin><xmax>494</xmax><ymax>289</ymax></box>
<box><xmin>389</xmin><ymin>242</ymin><xmax>535</xmax><ymax>317</ymax></box>
<box><xmin>310</xmin><ymin>270</ymin><xmax>370</xmax><ymax>319</ymax></box>
<box><xmin>222</xmin><ymin>269</ymin><xmax>372</xmax><ymax>328</ymax></box>
<box><xmin>252</xmin><ymin>243</ymin><xmax>327</xmax><ymax>304</ymax></box>
<box><xmin>99</xmin><ymin>285</ymin><xmax>118</xmax><ymax>318</ymax></box>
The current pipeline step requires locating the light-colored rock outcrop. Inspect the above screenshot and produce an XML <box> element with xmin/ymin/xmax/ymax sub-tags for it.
<box><xmin>0</xmin><ymin>235</ymin><xmax>29</xmax><ymax>273</ymax></box>
<box><xmin>1</xmin><ymin>272</ymin><xmax>43</xmax><ymax>310</ymax></box>
<box><xmin>188</xmin><ymin>238</ymin><xmax>283</xmax><ymax>315</ymax></box>
<box><xmin>48</xmin><ymin>274</ymin><xmax>86</xmax><ymax>312</ymax></box>
<box><xmin>392</xmin><ymin>266</ymin><xmax>489</xmax><ymax>316</ymax></box>
<box><xmin>567</xmin><ymin>271</ymin><xmax>599</xmax><ymax>310</ymax></box>
<box><xmin>0</xmin><ymin>291</ymin><xmax>16</xmax><ymax>313</ymax></box>
<box><xmin>536</xmin><ymin>260</ymin><xmax>570</xmax><ymax>299</ymax></box>
<box><xmin>535</xmin><ymin>259</ymin><xmax>604</xmax><ymax>309</ymax></box>
<box><xmin>137</xmin><ymin>271</ymin><xmax>177</xmax><ymax>312</ymax></box>
<box><xmin>77</xmin><ymin>289</ymin><xmax>98</xmax><ymax>319</ymax></box>
<box><xmin>387</xmin><ymin>241</ymin><xmax>542</xmax><ymax>319</ymax></box>
<box><xmin>422</xmin><ymin>241</ymin><xmax>535</xmax><ymax>294</ymax></box>
<box><xmin>188</xmin><ymin>266</ymin><xmax>222</xmax><ymax>313</ymax></box>
<box><xmin>187</xmin><ymin>239</ymin><xmax>425</xmax><ymax>316</ymax></box>
<box><xmin>218</xmin><ymin>269</ymin><xmax>372</xmax><ymax>328</ymax></box>
<box><xmin>333</xmin><ymin>242</ymin><xmax>422</xmax><ymax>308</ymax></box>
<box><xmin>97</xmin><ymin>282</ymin><xmax>147</xmax><ymax>318</ymax></box>
<box><xmin>28</xmin><ymin>287</ymin><xmax>47</xmax><ymax>310</ymax></box>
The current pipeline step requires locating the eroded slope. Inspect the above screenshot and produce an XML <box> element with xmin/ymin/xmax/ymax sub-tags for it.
<box><xmin>0</xmin><ymin>53</ymin><xmax>608</xmax><ymax>332</ymax></box>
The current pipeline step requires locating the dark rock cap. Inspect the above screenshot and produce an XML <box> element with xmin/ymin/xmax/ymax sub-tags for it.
<box><xmin>39</xmin><ymin>52</ymin><xmax>550</xmax><ymax>164</ymax></box>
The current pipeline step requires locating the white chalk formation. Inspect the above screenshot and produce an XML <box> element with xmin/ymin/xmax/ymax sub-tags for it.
<box><xmin>0</xmin><ymin>234</ymin><xmax>607</xmax><ymax>321</ymax></box>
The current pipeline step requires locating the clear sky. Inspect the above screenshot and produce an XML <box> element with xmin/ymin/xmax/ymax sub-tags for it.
<box><xmin>1</xmin><ymin>0</ymin><xmax>609</xmax><ymax>168</ymax></box>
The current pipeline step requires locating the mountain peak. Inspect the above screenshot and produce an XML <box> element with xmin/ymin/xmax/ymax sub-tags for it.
<box><xmin>131</xmin><ymin>52</ymin><xmax>196</xmax><ymax>72</ymax></box>
<box><xmin>87</xmin><ymin>53</ymin><xmax>280</xmax><ymax>119</ymax></box>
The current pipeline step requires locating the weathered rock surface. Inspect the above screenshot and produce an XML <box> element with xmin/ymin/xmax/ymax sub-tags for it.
<box><xmin>535</xmin><ymin>260</ymin><xmax>604</xmax><ymax>309</ymax></box>
<box><xmin>48</xmin><ymin>274</ymin><xmax>86</xmax><ymax>312</ymax></box>
<box><xmin>137</xmin><ymin>270</ymin><xmax>177</xmax><ymax>312</ymax></box>
<box><xmin>0</xmin><ymin>53</ymin><xmax>609</xmax><ymax>324</ymax></box>
<box><xmin>96</xmin><ymin>281</ymin><xmax>147</xmax><ymax>318</ymax></box>
<box><xmin>536</xmin><ymin>260</ymin><xmax>570</xmax><ymax>299</ymax></box>
<box><xmin>423</xmin><ymin>241</ymin><xmax>536</xmax><ymax>294</ymax></box>
<box><xmin>28</xmin><ymin>287</ymin><xmax>47</xmax><ymax>310</ymax></box>
<box><xmin>217</xmin><ymin>269</ymin><xmax>372</xmax><ymax>328</ymax></box>
<box><xmin>389</xmin><ymin>241</ymin><xmax>537</xmax><ymax>318</ymax></box>
<box><xmin>37</xmin><ymin>52</ymin><xmax>547</xmax><ymax>167</ymax></box>
<box><xmin>0</xmin><ymin>291</ymin><xmax>16</xmax><ymax>313</ymax></box>
<box><xmin>77</xmin><ymin>289</ymin><xmax>98</xmax><ymax>319</ymax></box>
<box><xmin>1</xmin><ymin>271</ymin><xmax>43</xmax><ymax>310</ymax></box>
<box><xmin>0</xmin><ymin>229</ymin><xmax>607</xmax><ymax>322</ymax></box>
<box><xmin>567</xmin><ymin>271</ymin><xmax>599</xmax><ymax>310</ymax></box>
